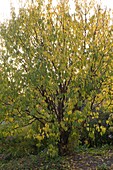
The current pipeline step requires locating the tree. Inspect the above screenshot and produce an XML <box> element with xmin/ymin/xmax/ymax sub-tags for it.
<box><xmin>0</xmin><ymin>0</ymin><xmax>113</xmax><ymax>156</ymax></box>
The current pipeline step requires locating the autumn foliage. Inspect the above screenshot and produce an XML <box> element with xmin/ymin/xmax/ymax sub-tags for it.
<box><xmin>0</xmin><ymin>0</ymin><xmax>113</xmax><ymax>156</ymax></box>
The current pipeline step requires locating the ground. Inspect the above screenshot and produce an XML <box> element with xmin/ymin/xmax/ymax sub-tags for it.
<box><xmin>0</xmin><ymin>145</ymin><xmax>113</xmax><ymax>170</ymax></box>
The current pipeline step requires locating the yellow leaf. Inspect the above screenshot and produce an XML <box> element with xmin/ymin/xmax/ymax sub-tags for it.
<box><xmin>36</xmin><ymin>134</ymin><xmax>44</xmax><ymax>141</ymax></box>
<box><xmin>68</xmin><ymin>111</ymin><xmax>72</xmax><ymax>115</ymax></box>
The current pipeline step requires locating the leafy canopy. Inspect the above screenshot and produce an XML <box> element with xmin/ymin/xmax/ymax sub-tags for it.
<box><xmin>0</xmin><ymin>0</ymin><xmax>113</xmax><ymax>155</ymax></box>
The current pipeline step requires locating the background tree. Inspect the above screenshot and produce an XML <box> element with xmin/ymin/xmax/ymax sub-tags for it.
<box><xmin>0</xmin><ymin>0</ymin><xmax>113</xmax><ymax>156</ymax></box>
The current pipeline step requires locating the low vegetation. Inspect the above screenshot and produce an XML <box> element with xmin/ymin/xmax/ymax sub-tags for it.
<box><xmin>0</xmin><ymin>139</ymin><xmax>113</xmax><ymax>170</ymax></box>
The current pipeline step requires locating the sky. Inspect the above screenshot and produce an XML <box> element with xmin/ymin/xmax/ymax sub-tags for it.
<box><xmin>0</xmin><ymin>0</ymin><xmax>113</xmax><ymax>22</ymax></box>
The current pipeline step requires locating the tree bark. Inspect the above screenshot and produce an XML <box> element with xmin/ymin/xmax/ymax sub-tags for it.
<box><xmin>58</xmin><ymin>127</ymin><xmax>71</xmax><ymax>156</ymax></box>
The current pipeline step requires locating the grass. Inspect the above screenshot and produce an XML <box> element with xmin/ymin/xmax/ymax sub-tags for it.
<box><xmin>0</xmin><ymin>138</ymin><xmax>113</xmax><ymax>170</ymax></box>
<box><xmin>0</xmin><ymin>154</ymin><xmax>71</xmax><ymax>170</ymax></box>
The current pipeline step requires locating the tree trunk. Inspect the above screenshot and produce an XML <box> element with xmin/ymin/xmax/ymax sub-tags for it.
<box><xmin>58</xmin><ymin>127</ymin><xmax>71</xmax><ymax>156</ymax></box>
